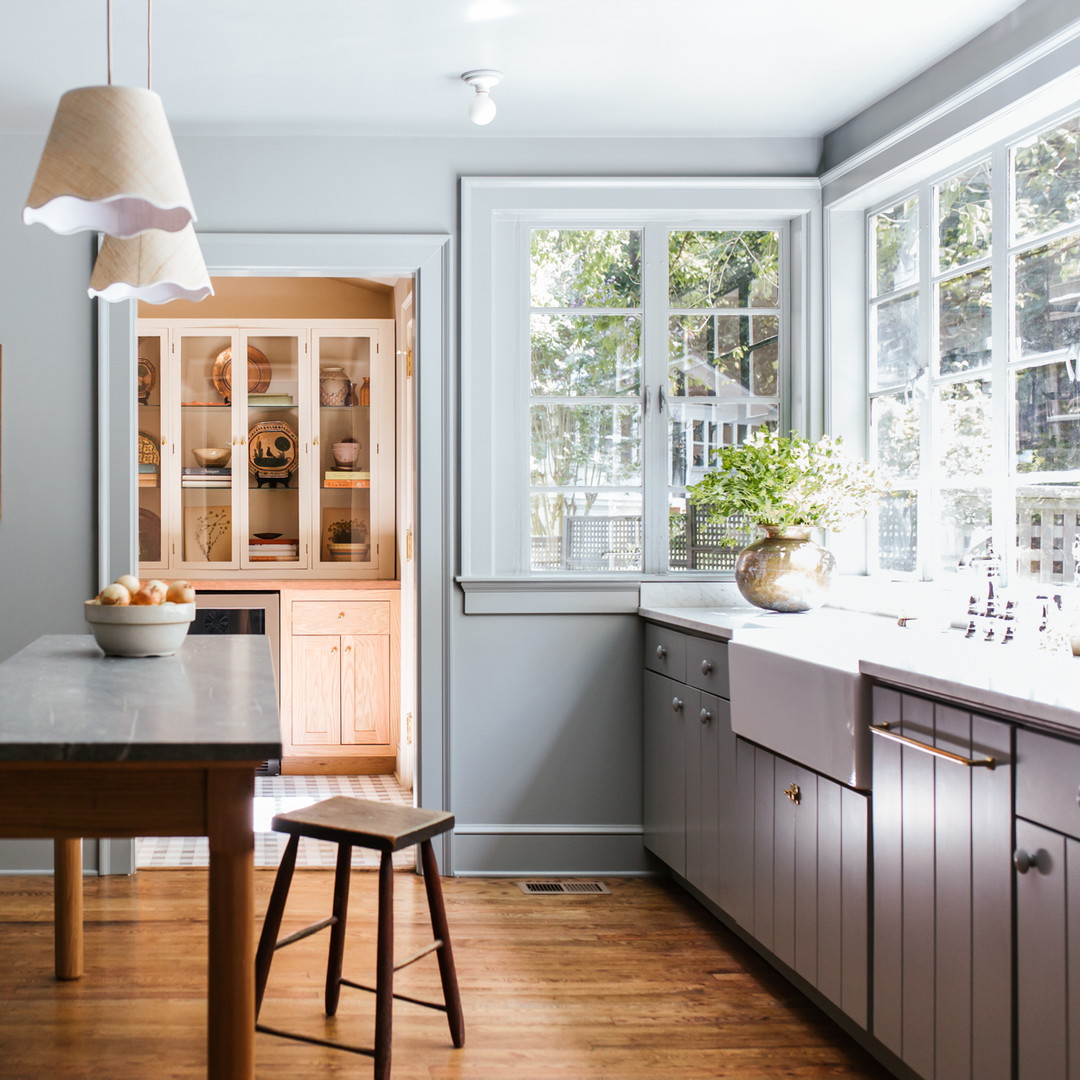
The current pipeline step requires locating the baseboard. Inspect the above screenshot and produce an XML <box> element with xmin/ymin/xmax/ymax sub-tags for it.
<box><xmin>282</xmin><ymin>755</ymin><xmax>396</xmax><ymax>775</ymax></box>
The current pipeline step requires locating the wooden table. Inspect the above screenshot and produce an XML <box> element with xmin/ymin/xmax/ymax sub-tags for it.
<box><xmin>0</xmin><ymin>634</ymin><xmax>281</xmax><ymax>1080</ymax></box>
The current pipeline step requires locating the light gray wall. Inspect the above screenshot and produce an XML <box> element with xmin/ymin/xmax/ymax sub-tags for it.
<box><xmin>0</xmin><ymin>131</ymin><xmax>818</xmax><ymax>874</ymax></box>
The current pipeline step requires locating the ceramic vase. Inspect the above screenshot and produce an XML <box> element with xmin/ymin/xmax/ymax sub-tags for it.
<box><xmin>735</xmin><ymin>525</ymin><xmax>835</xmax><ymax>613</ymax></box>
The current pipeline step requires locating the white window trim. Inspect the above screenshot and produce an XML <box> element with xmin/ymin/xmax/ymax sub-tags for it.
<box><xmin>460</xmin><ymin>176</ymin><xmax>822</xmax><ymax>602</ymax></box>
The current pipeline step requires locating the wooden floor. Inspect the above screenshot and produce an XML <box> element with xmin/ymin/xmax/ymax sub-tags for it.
<box><xmin>0</xmin><ymin>869</ymin><xmax>891</xmax><ymax>1079</ymax></box>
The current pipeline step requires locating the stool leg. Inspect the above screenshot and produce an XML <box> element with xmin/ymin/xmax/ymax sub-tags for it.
<box><xmin>420</xmin><ymin>839</ymin><xmax>465</xmax><ymax>1048</ymax></box>
<box><xmin>324</xmin><ymin>841</ymin><xmax>353</xmax><ymax>1016</ymax></box>
<box><xmin>373</xmin><ymin>849</ymin><xmax>395</xmax><ymax>1080</ymax></box>
<box><xmin>255</xmin><ymin>834</ymin><xmax>299</xmax><ymax>1018</ymax></box>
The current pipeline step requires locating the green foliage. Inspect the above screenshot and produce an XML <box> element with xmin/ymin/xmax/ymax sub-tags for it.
<box><xmin>688</xmin><ymin>430</ymin><xmax>883</xmax><ymax>540</ymax></box>
<box><xmin>327</xmin><ymin>518</ymin><xmax>368</xmax><ymax>544</ymax></box>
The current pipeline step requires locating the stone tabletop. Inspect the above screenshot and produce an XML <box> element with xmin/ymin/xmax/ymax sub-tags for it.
<box><xmin>0</xmin><ymin>635</ymin><xmax>281</xmax><ymax>763</ymax></box>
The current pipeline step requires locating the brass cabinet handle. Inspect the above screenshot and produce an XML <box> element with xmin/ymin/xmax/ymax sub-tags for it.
<box><xmin>330</xmin><ymin>645</ymin><xmax>338</xmax><ymax>654</ymax></box>
<box><xmin>338</xmin><ymin>611</ymin><xmax>345</xmax><ymax>619</ymax></box>
<box><xmin>345</xmin><ymin>645</ymin><xmax>352</xmax><ymax>654</ymax></box>
<box><xmin>312</xmin><ymin>437</ymin><xmax>320</xmax><ymax>446</ymax></box>
<box><xmin>870</xmin><ymin>722</ymin><xmax>996</xmax><ymax>769</ymax></box>
<box><xmin>783</xmin><ymin>782</ymin><xmax>801</xmax><ymax>804</ymax></box>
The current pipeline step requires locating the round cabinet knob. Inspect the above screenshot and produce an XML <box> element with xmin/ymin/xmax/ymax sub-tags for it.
<box><xmin>338</xmin><ymin>611</ymin><xmax>346</xmax><ymax>619</ymax></box>
<box><xmin>783</xmin><ymin>782</ymin><xmax>801</xmax><ymax>805</ymax></box>
<box><xmin>1014</xmin><ymin>848</ymin><xmax>1035</xmax><ymax>874</ymax></box>
<box><xmin>671</xmin><ymin>697</ymin><xmax>683</xmax><ymax>713</ymax></box>
<box><xmin>312</xmin><ymin>437</ymin><xmax>320</xmax><ymax>446</ymax></box>
<box><xmin>655</xmin><ymin>645</ymin><xmax>667</xmax><ymax>660</ymax></box>
<box><xmin>700</xmin><ymin>659</ymin><xmax>713</xmax><ymax>676</ymax></box>
<box><xmin>699</xmin><ymin>708</ymin><xmax>711</xmax><ymax>725</ymax></box>
<box><xmin>330</xmin><ymin>645</ymin><xmax>338</xmax><ymax>654</ymax></box>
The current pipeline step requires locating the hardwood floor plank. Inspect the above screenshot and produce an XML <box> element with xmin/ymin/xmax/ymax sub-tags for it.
<box><xmin>0</xmin><ymin>871</ymin><xmax>890</xmax><ymax>1079</ymax></box>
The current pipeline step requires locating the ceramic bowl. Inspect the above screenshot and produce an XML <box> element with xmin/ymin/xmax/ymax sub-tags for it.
<box><xmin>192</xmin><ymin>447</ymin><xmax>231</xmax><ymax>468</ymax></box>
<box><xmin>84</xmin><ymin>600</ymin><xmax>196</xmax><ymax>657</ymax></box>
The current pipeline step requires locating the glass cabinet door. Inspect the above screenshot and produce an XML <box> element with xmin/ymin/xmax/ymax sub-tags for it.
<box><xmin>136</xmin><ymin>331</ymin><xmax>167</xmax><ymax>571</ymax></box>
<box><xmin>242</xmin><ymin>330</ymin><xmax>306</xmax><ymax>569</ymax></box>
<box><xmin>313</xmin><ymin>332</ymin><xmax>381</xmax><ymax>571</ymax></box>
<box><xmin>175</xmin><ymin>330</ymin><xmax>238</xmax><ymax>568</ymax></box>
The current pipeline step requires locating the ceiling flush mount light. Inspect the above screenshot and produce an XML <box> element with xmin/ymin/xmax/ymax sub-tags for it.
<box><xmin>23</xmin><ymin>0</ymin><xmax>195</xmax><ymax>237</ymax></box>
<box><xmin>461</xmin><ymin>69</ymin><xmax>502</xmax><ymax>126</ymax></box>
<box><xmin>88</xmin><ymin>225</ymin><xmax>213</xmax><ymax>304</ymax></box>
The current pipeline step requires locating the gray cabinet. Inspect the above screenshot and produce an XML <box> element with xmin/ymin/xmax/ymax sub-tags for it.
<box><xmin>737</xmin><ymin>741</ymin><xmax>868</xmax><ymax>1026</ymax></box>
<box><xmin>1015</xmin><ymin>729</ymin><xmax>1080</xmax><ymax>1080</ymax></box>
<box><xmin>642</xmin><ymin>625</ymin><xmax>734</xmax><ymax>907</ymax></box>
<box><xmin>870</xmin><ymin>686</ymin><xmax>1012</xmax><ymax>1080</ymax></box>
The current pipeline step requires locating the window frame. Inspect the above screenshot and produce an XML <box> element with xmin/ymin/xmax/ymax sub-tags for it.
<box><xmin>460</xmin><ymin>177</ymin><xmax>821</xmax><ymax>596</ymax></box>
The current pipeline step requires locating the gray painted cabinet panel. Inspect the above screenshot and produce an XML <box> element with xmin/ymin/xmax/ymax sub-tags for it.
<box><xmin>731</xmin><ymin>736</ymin><xmax>757</xmax><ymax>930</ymax></box>
<box><xmin>643</xmin><ymin>670</ymin><xmax>686</xmax><ymax>875</ymax></box>
<box><xmin>687</xmin><ymin>691</ymin><xmax>731</xmax><ymax>908</ymax></box>
<box><xmin>871</xmin><ymin>686</ymin><xmax>1012</xmax><ymax>1080</ymax></box>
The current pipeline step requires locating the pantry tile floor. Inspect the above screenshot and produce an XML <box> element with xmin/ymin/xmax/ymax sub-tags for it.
<box><xmin>135</xmin><ymin>773</ymin><xmax>413</xmax><ymax>870</ymax></box>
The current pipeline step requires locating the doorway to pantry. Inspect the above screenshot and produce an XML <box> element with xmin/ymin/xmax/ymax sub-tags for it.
<box><xmin>96</xmin><ymin>234</ymin><xmax>451</xmax><ymax>875</ymax></box>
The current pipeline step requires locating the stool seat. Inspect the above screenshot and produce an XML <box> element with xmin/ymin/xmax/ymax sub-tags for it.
<box><xmin>271</xmin><ymin>796</ymin><xmax>454</xmax><ymax>853</ymax></box>
<box><xmin>255</xmin><ymin>796</ymin><xmax>464</xmax><ymax>1079</ymax></box>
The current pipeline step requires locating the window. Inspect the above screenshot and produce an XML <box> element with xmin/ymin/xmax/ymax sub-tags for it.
<box><xmin>867</xmin><ymin>110</ymin><xmax>1080</xmax><ymax>586</ymax></box>
<box><xmin>462</xmin><ymin>178</ymin><xmax>818</xmax><ymax>585</ymax></box>
<box><xmin>528</xmin><ymin>227</ymin><xmax>781</xmax><ymax>573</ymax></box>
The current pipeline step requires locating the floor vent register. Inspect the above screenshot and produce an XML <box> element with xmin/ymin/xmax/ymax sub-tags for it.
<box><xmin>516</xmin><ymin>880</ymin><xmax>610</xmax><ymax>895</ymax></box>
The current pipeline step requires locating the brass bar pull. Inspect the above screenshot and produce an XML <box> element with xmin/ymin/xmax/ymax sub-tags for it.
<box><xmin>783</xmin><ymin>783</ymin><xmax>801</xmax><ymax>804</ymax></box>
<box><xmin>869</xmin><ymin>723</ymin><xmax>996</xmax><ymax>769</ymax></box>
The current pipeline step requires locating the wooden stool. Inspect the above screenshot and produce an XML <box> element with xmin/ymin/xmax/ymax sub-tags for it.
<box><xmin>254</xmin><ymin>797</ymin><xmax>464</xmax><ymax>1078</ymax></box>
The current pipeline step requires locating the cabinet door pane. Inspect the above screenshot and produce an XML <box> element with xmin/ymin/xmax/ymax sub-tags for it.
<box><xmin>244</xmin><ymin>332</ymin><xmax>303</xmax><ymax>568</ymax></box>
<box><xmin>137</xmin><ymin>333</ymin><xmax>166</xmax><ymax>570</ymax></box>
<box><xmin>315</xmin><ymin>334</ymin><xmax>377</xmax><ymax>569</ymax></box>
<box><xmin>178</xmin><ymin>332</ymin><xmax>236</xmax><ymax>566</ymax></box>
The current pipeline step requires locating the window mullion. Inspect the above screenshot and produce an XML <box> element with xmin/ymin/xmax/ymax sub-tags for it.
<box><xmin>917</xmin><ymin>178</ymin><xmax>935</xmax><ymax>580</ymax></box>
<box><xmin>641</xmin><ymin>221</ymin><xmax>669</xmax><ymax>574</ymax></box>
<box><xmin>990</xmin><ymin>141</ymin><xmax>1013</xmax><ymax>582</ymax></box>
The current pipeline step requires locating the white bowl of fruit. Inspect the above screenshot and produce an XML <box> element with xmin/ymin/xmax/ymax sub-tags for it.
<box><xmin>84</xmin><ymin>576</ymin><xmax>197</xmax><ymax>657</ymax></box>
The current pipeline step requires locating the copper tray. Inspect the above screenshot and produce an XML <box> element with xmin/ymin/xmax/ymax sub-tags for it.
<box><xmin>212</xmin><ymin>345</ymin><xmax>271</xmax><ymax>399</ymax></box>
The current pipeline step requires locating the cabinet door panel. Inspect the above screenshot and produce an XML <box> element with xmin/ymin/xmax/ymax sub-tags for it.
<box><xmin>933</xmin><ymin>705</ymin><xmax>973</xmax><ymax>1080</ymax></box>
<box><xmin>899</xmin><ymin>693</ymin><xmax>936</xmax><ymax>1080</ymax></box>
<box><xmin>683</xmin><ymin>687</ymin><xmax>704</xmax><ymax>887</ymax></box>
<box><xmin>291</xmin><ymin>635</ymin><xmax>340</xmax><ymax>745</ymax></box>
<box><xmin>792</xmin><ymin>764</ymin><xmax>819</xmax><ymax>986</ymax></box>
<box><xmin>1069</xmin><ymin>838</ymin><xmax>1080</xmax><ymax>1080</ymax></box>
<box><xmin>772</xmin><ymin>757</ymin><xmax>797</xmax><ymax>969</ymax></box>
<box><xmin>644</xmin><ymin>623</ymin><xmax>686</xmax><ymax>681</ymax></box>
<box><xmin>340</xmin><ymin>634</ymin><xmax>390</xmax><ymax>745</ymax></box>
<box><xmin>730</xmin><ymin>737</ymin><xmax>756</xmax><ymax>930</ymax></box>
<box><xmin>687</xmin><ymin>691</ymin><xmax>725</xmax><ymax>904</ymax></box>
<box><xmin>753</xmin><ymin>747</ymin><xmax>775</xmax><ymax>949</ymax></box>
<box><xmin>839</xmin><ymin>786</ymin><xmax>868</xmax><ymax>1028</ymax></box>
<box><xmin>969</xmin><ymin>713</ymin><xmax>1012</xmax><ymax>1080</ymax></box>
<box><xmin>872</xmin><ymin>687</ymin><xmax>904</xmax><ymax>1058</ymax></box>
<box><xmin>1017</xmin><ymin>819</ymin><xmax>1068</xmax><ymax>1080</ymax></box>
<box><xmin>643</xmin><ymin>671</ymin><xmax>686</xmax><ymax>874</ymax></box>
<box><xmin>817</xmin><ymin>776</ymin><xmax>843</xmax><ymax>1009</ymax></box>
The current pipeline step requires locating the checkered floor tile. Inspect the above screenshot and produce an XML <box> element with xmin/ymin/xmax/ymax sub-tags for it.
<box><xmin>136</xmin><ymin>774</ymin><xmax>414</xmax><ymax>870</ymax></box>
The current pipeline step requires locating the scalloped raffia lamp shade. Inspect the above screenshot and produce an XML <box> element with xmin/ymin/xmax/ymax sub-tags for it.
<box><xmin>24</xmin><ymin>85</ymin><xmax>195</xmax><ymax>237</ymax></box>
<box><xmin>89</xmin><ymin>224</ymin><xmax>213</xmax><ymax>304</ymax></box>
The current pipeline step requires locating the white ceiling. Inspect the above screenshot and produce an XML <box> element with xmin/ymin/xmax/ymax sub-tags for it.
<box><xmin>0</xmin><ymin>0</ymin><xmax>1031</xmax><ymax>139</ymax></box>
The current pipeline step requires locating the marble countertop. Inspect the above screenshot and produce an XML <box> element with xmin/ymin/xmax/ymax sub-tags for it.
<box><xmin>640</xmin><ymin>604</ymin><xmax>1080</xmax><ymax>736</ymax></box>
<box><xmin>0</xmin><ymin>635</ymin><xmax>282</xmax><ymax>762</ymax></box>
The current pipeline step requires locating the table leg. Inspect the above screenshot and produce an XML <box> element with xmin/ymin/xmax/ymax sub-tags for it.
<box><xmin>207</xmin><ymin>769</ymin><xmax>255</xmax><ymax>1080</ymax></box>
<box><xmin>53</xmin><ymin>837</ymin><xmax>83</xmax><ymax>980</ymax></box>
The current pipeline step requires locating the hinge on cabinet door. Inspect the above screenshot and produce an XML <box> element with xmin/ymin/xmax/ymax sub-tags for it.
<box><xmin>406</xmin><ymin>349</ymin><xmax>413</xmax><ymax>378</ymax></box>
<box><xmin>406</xmin><ymin>529</ymin><xmax>413</xmax><ymax>561</ymax></box>
<box><xmin>405</xmin><ymin>712</ymin><xmax>413</xmax><ymax>744</ymax></box>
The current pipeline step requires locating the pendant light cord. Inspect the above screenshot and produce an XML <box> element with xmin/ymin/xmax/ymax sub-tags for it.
<box><xmin>106</xmin><ymin>0</ymin><xmax>112</xmax><ymax>84</ymax></box>
<box><xmin>105</xmin><ymin>0</ymin><xmax>154</xmax><ymax>88</ymax></box>
<box><xmin>147</xmin><ymin>0</ymin><xmax>153</xmax><ymax>89</ymax></box>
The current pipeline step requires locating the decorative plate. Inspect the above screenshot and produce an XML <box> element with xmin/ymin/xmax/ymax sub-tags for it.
<box><xmin>137</xmin><ymin>430</ymin><xmax>160</xmax><ymax>466</ymax></box>
<box><xmin>248</xmin><ymin>419</ymin><xmax>299</xmax><ymax>477</ymax></box>
<box><xmin>212</xmin><ymin>345</ymin><xmax>271</xmax><ymax>400</ymax></box>
<box><xmin>137</xmin><ymin>357</ymin><xmax>156</xmax><ymax>405</ymax></box>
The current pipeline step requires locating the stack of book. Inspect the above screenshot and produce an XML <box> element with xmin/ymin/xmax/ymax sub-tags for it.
<box><xmin>182</xmin><ymin>467</ymin><xmax>231</xmax><ymax>488</ymax></box>
<box><xmin>248</xmin><ymin>392</ymin><xmax>294</xmax><ymax>406</ymax></box>
<box><xmin>324</xmin><ymin>470</ymin><xmax>371</xmax><ymax>489</ymax></box>
<box><xmin>248</xmin><ymin>537</ymin><xmax>299</xmax><ymax>561</ymax></box>
<box><xmin>138</xmin><ymin>463</ymin><xmax>158</xmax><ymax>488</ymax></box>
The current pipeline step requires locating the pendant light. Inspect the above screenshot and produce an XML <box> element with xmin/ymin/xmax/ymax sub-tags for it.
<box><xmin>23</xmin><ymin>0</ymin><xmax>195</xmax><ymax>237</ymax></box>
<box><xmin>88</xmin><ymin>224</ymin><xmax>213</xmax><ymax>304</ymax></box>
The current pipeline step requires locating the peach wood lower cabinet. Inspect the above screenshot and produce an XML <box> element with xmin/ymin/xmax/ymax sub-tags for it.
<box><xmin>279</xmin><ymin>588</ymin><xmax>400</xmax><ymax>774</ymax></box>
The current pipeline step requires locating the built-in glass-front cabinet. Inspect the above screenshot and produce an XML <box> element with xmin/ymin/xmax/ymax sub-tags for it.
<box><xmin>137</xmin><ymin>319</ymin><xmax>395</xmax><ymax>579</ymax></box>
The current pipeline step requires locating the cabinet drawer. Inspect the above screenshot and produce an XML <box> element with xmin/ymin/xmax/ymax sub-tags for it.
<box><xmin>291</xmin><ymin>601</ymin><xmax>390</xmax><ymax>637</ymax></box>
<box><xmin>644</xmin><ymin>623</ymin><xmax>686</xmax><ymax>682</ymax></box>
<box><xmin>1017</xmin><ymin>728</ymin><xmax>1080</xmax><ymax>839</ymax></box>
<box><xmin>686</xmin><ymin>637</ymin><xmax>729</xmax><ymax>698</ymax></box>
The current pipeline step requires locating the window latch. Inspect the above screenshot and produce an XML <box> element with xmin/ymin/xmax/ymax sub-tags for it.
<box><xmin>658</xmin><ymin>385</ymin><xmax>667</xmax><ymax>414</ymax></box>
